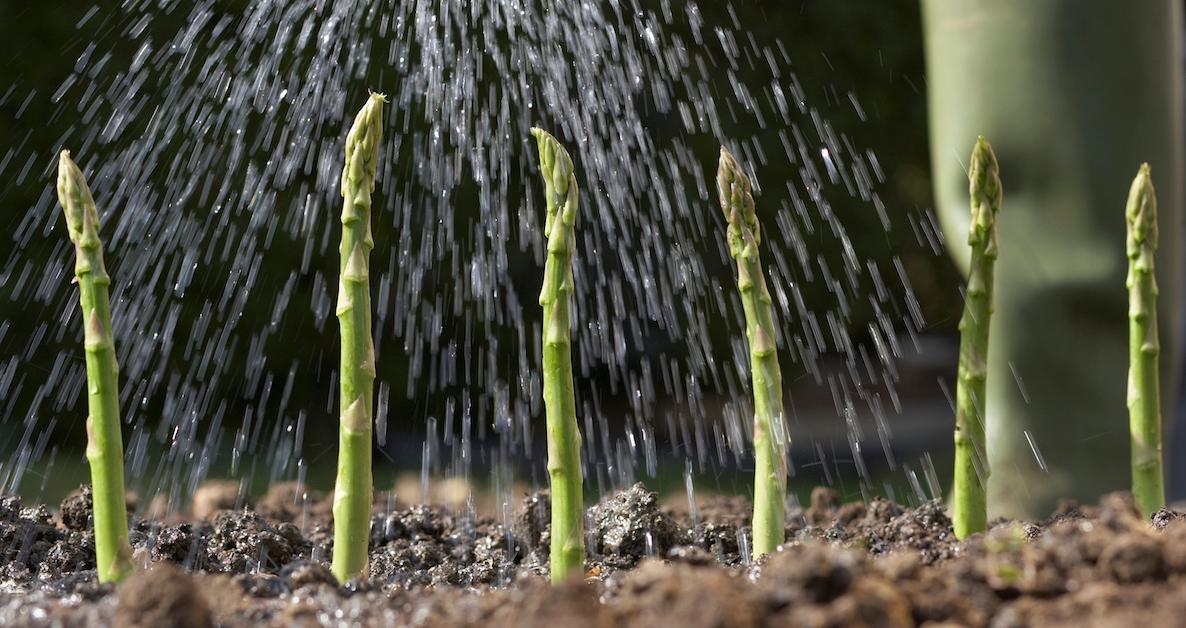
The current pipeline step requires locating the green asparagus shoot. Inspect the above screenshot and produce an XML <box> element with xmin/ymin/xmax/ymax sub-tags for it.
<box><xmin>331</xmin><ymin>92</ymin><xmax>385</xmax><ymax>583</ymax></box>
<box><xmin>530</xmin><ymin>127</ymin><xmax>585</xmax><ymax>583</ymax></box>
<box><xmin>56</xmin><ymin>150</ymin><xmax>134</xmax><ymax>584</ymax></box>
<box><xmin>716</xmin><ymin>147</ymin><xmax>787</xmax><ymax>559</ymax></box>
<box><xmin>952</xmin><ymin>137</ymin><xmax>1001</xmax><ymax>539</ymax></box>
<box><xmin>1126</xmin><ymin>163</ymin><xmax>1164</xmax><ymax>517</ymax></box>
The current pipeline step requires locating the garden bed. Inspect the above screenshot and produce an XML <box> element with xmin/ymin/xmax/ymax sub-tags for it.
<box><xmin>0</xmin><ymin>482</ymin><xmax>1181</xmax><ymax>627</ymax></box>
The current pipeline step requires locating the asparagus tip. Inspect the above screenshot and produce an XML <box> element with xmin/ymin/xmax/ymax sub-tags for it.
<box><xmin>529</xmin><ymin>127</ymin><xmax>566</xmax><ymax>151</ymax></box>
<box><xmin>58</xmin><ymin>149</ymin><xmax>77</xmax><ymax>180</ymax></box>
<box><xmin>529</xmin><ymin>128</ymin><xmax>574</xmax><ymax>198</ymax></box>
<box><xmin>341</xmin><ymin>95</ymin><xmax>385</xmax><ymax>200</ymax></box>
<box><xmin>968</xmin><ymin>136</ymin><xmax>1002</xmax><ymax>226</ymax></box>
<box><xmin>716</xmin><ymin>146</ymin><xmax>757</xmax><ymax>247</ymax></box>
<box><xmin>969</xmin><ymin>137</ymin><xmax>1000</xmax><ymax>187</ymax></box>
<box><xmin>56</xmin><ymin>149</ymin><xmax>95</xmax><ymax>244</ymax></box>
<box><xmin>1127</xmin><ymin>163</ymin><xmax>1157</xmax><ymax>248</ymax></box>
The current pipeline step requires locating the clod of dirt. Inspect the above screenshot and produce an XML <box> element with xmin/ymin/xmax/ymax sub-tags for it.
<box><xmin>1099</xmin><ymin>534</ymin><xmax>1163</xmax><ymax>583</ymax></box>
<box><xmin>59</xmin><ymin>486</ymin><xmax>93</xmax><ymax>531</ymax></box>
<box><xmin>466</xmin><ymin>530</ymin><xmax>516</xmax><ymax>584</ymax></box>
<box><xmin>0</xmin><ymin>496</ymin><xmax>21</xmax><ymax>521</ymax></box>
<box><xmin>232</xmin><ymin>572</ymin><xmax>286</xmax><ymax>598</ymax></box>
<box><xmin>759</xmin><ymin>543</ymin><xmax>912</xmax><ymax>627</ymax></box>
<box><xmin>0</xmin><ymin>497</ymin><xmax>67</xmax><ymax>583</ymax></box>
<box><xmin>665</xmin><ymin>543</ymin><xmax>716</xmax><ymax>565</ymax></box>
<box><xmin>993</xmin><ymin>579</ymin><xmax>1186</xmax><ymax>627</ymax></box>
<box><xmin>691</xmin><ymin>494</ymin><xmax>752</xmax><ymax>528</ymax></box>
<box><xmin>852</xmin><ymin>498</ymin><xmax>956</xmax><ymax>563</ymax></box>
<box><xmin>205</xmin><ymin>510</ymin><xmax>305</xmax><ymax>573</ymax></box>
<box><xmin>115</xmin><ymin>563</ymin><xmax>213</xmax><ymax>628</ymax></box>
<box><xmin>379</xmin><ymin>504</ymin><xmax>447</xmax><ymax>542</ymax></box>
<box><xmin>38</xmin><ymin>530</ymin><xmax>94</xmax><ymax>579</ymax></box>
<box><xmin>609</xmin><ymin>558</ymin><xmax>756</xmax><ymax>627</ymax></box>
<box><xmin>805</xmin><ymin>487</ymin><xmax>842</xmax><ymax>525</ymax></box>
<box><xmin>281</xmin><ymin>559</ymin><xmax>338</xmax><ymax>589</ymax></box>
<box><xmin>1158</xmin><ymin>518</ymin><xmax>1186</xmax><ymax>574</ymax></box>
<box><xmin>514</xmin><ymin>491</ymin><xmax>551</xmax><ymax>553</ymax></box>
<box><xmin>1097</xmin><ymin>492</ymin><xmax>1142</xmax><ymax>531</ymax></box>
<box><xmin>674</xmin><ymin>493</ymin><xmax>760</xmax><ymax>560</ymax></box>
<box><xmin>363</xmin><ymin>502</ymin><xmax>519</xmax><ymax>587</ymax></box>
<box><xmin>192</xmin><ymin>480</ymin><xmax>242</xmax><ymax>520</ymax></box>
<box><xmin>691</xmin><ymin>519</ymin><xmax>745</xmax><ymax>562</ymax></box>
<box><xmin>497</xmin><ymin>579</ymin><xmax>614</xmax><ymax>628</ymax></box>
<box><xmin>57</xmin><ymin>486</ymin><xmax>139</xmax><ymax>532</ymax></box>
<box><xmin>1151</xmin><ymin>507</ymin><xmax>1184</xmax><ymax>530</ymax></box>
<box><xmin>151</xmin><ymin>522</ymin><xmax>211</xmax><ymax>568</ymax></box>
<box><xmin>255</xmin><ymin>482</ymin><xmax>330</xmax><ymax>524</ymax></box>
<box><xmin>588</xmin><ymin>483</ymin><xmax>683</xmax><ymax>568</ymax></box>
<box><xmin>761</xmin><ymin>543</ymin><xmax>858</xmax><ymax>603</ymax></box>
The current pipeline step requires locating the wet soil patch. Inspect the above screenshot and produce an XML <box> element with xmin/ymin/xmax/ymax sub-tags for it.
<box><xmin>0</xmin><ymin>483</ymin><xmax>1181</xmax><ymax>626</ymax></box>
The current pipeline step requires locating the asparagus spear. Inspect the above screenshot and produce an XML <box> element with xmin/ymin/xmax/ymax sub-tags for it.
<box><xmin>716</xmin><ymin>147</ymin><xmax>787</xmax><ymax>559</ymax></box>
<box><xmin>1126</xmin><ymin>163</ymin><xmax>1164</xmax><ymax>517</ymax></box>
<box><xmin>56</xmin><ymin>150</ymin><xmax>134</xmax><ymax>584</ymax></box>
<box><xmin>530</xmin><ymin>127</ymin><xmax>585</xmax><ymax>583</ymax></box>
<box><xmin>331</xmin><ymin>92</ymin><xmax>385</xmax><ymax>583</ymax></box>
<box><xmin>952</xmin><ymin>137</ymin><xmax>1001</xmax><ymax>539</ymax></box>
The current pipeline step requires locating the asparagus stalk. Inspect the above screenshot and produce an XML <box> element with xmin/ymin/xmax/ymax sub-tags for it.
<box><xmin>530</xmin><ymin>127</ymin><xmax>585</xmax><ymax>582</ymax></box>
<box><xmin>952</xmin><ymin>137</ymin><xmax>1001</xmax><ymax>539</ymax></box>
<box><xmin>1126</xmin><ymin>163</ymin><xmax>1164</xmax><ymax>517</ymax></box>
<box><xmin>331</xmin><ymin>92</ymin><xmax>385</xmax><ymax>583</ymax></box>
<box><xmin>56</xmin><ymin>150</ymin><xmax>134</xmax><ymax>584</ymax></box>
<box><xmin>716</xmin><ymin>147</ymin><xmax>787</xmax><ymax>559</ymax></box>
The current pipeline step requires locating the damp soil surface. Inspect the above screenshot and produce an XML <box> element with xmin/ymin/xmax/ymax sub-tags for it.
<box><xmin>0</xmin><ymin>482</ymin><xmax>1183</xmax><ymax>626</ymax></box>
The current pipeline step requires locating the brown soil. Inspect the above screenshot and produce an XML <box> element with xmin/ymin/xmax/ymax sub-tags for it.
<box><xmin>0</xmin><ymin>482</ymin><xmax>1181</xmax><ymax>626</ymax></box>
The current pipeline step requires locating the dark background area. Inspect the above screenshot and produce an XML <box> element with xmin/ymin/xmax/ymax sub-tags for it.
<box><xmin>0</xmin><ymin>1</ymin><xmax>963</xmax><ymax>506</ymax></box>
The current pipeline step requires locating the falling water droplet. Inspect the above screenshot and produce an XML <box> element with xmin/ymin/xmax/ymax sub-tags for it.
<box><xmin>1024</xmin><ymin>430</ymin><xmax>1048</xmax><ymax>471</ymax></box>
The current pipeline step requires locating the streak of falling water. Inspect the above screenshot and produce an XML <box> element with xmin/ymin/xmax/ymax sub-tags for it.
<box><xmin>1009</xmin><ymin>361</ymin><xmax>1031</xmax><ymax>405</ymax></box>
<box><xmin>0</xmin><ymin>0</ymin><xmax>938</xmax><ymax>511</ymax></box>
<box><xmin>921</xmin><ymin>453</ymin><xmax>942</xmax><ymax>501</ymax></box>
<box><xmin>376</xmin><ymin>382</ymin><xmax>390</xmax><ymax>447</ymax></box>
<box><xmin>1024</xmin><ymin>430</ymin><xmax>1048</xmax><ymax>472</ymax></box>
<box><xmin>736</xmin><ymin>528</ymin><xmax>751</xmax><ymax>566</ymax></box>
